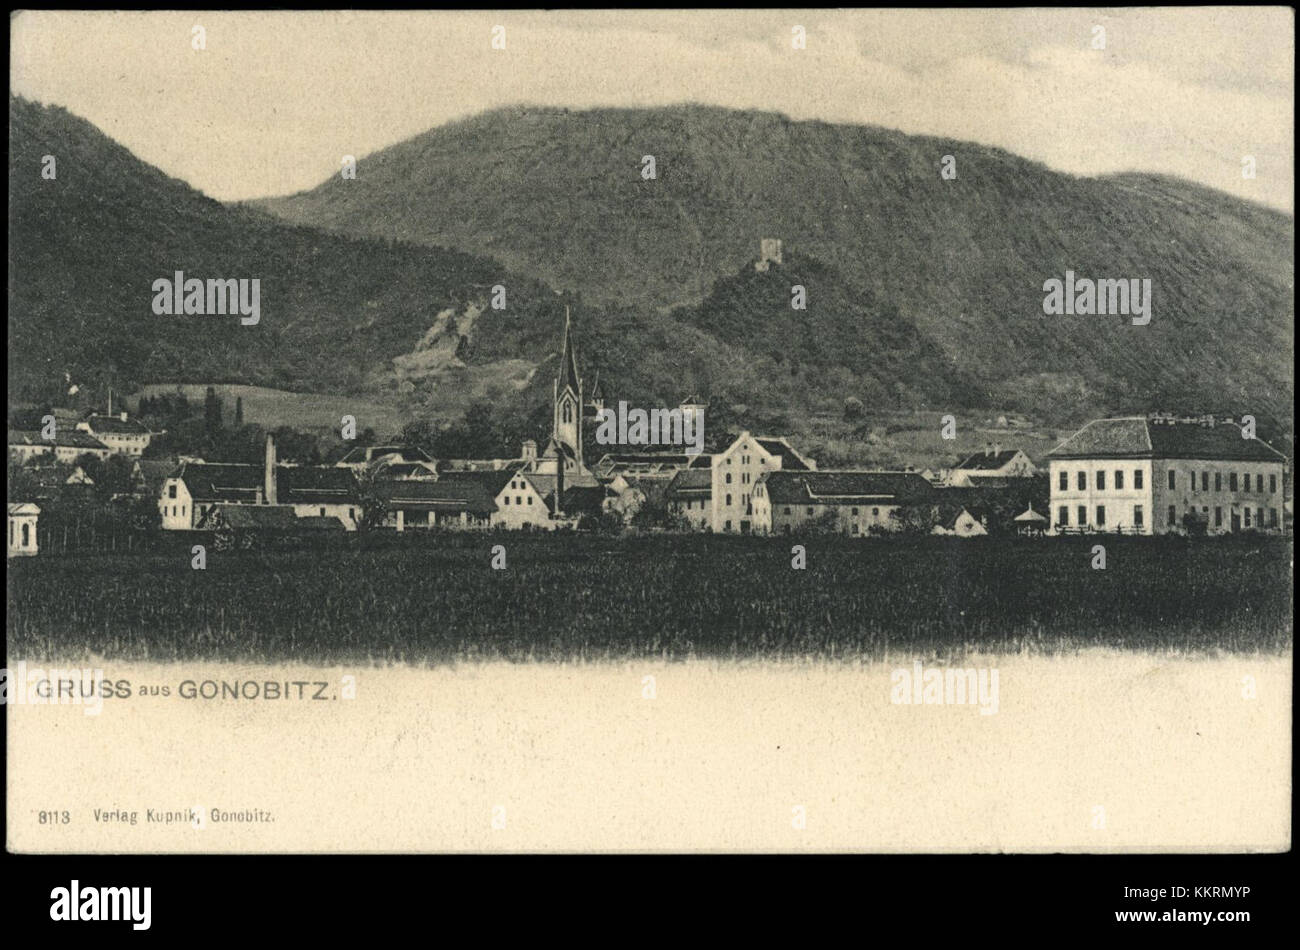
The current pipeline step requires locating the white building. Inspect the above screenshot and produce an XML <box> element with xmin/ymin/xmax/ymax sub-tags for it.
<box><xmin>705</xmin><ymin>432</ymin><xmax>816</xmax><ymax>533</ymax></box>
<box><xmin>75</xmin><ymin>413</ymin><xmax>157</xmax><ymax>456</ymax></box>
<box><xmin>948</xmin><ymin>446</ymin><xmax>1037</xmax><ymax>486</ymax></box>
<box><xmin>7</xmin><ymin>503</ymin><xmax>40</xmax><ymax>557</ymax></box>
<box><xmin>1047</xmin><ymin>415</ymin><xmax>1287</xmax><ymax>535</ymax></box>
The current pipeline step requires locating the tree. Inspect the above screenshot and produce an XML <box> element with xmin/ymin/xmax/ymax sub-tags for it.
<box><xmin>203</xmin><ymin>386</ymin><xmax>223</xmax><ymax>437</ymax></box>
<box><xmin>843</xmin><ymin>396</ymin><xmax>864</xmax><ymax>422</ymax></box>
<box><xmin>889</xmin><ymin>504</ymin><xmax>938</xmax><ymax>536</ymax></box>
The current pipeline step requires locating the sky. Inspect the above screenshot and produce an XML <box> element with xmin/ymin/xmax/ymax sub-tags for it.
<box><xmin>10</xmin><ymin>8</ymin><xmax>1295</xmax><ymax>211</ymax></box>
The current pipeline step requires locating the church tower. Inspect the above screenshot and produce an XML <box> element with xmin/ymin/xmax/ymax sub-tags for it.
<box><xmin>553</xmin><ymin>307</ymin><xmax>583</xmax><ymax>470</ymax></box>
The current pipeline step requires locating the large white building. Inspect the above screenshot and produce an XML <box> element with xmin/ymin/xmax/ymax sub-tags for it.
<box><xmin>1047</xmin><ymin>415</ymin><xmax>1287</xmax><ymax>535</ymax></box>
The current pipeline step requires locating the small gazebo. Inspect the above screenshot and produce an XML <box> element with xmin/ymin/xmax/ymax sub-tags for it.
<box><xmin>1013</xmin><ymin>504</ymin><xmax>1049</xmax><ymax>536</ymax></box>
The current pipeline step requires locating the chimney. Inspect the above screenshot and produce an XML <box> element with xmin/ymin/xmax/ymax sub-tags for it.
<box><xmin>264</xmin><ymin>434</ymin><xmax>277</xmax><ymax>505</ymax></box>
<box><xmin>993</xmin><ymin>442</ymin><xmax>1001</xmax><ymax>458</ymax></box>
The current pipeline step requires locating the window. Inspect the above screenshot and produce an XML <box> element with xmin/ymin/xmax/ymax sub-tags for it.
<box><xmin>1256</xmin><ymin>506</ymin><xmax>1264</xmax><ymax>528</ymax></box>
<box><xmin>1095</xmin><ymin>505</ymin><xmax>1105</xmax><ymax>526</ymax></box>
<box><xmin>1270</xmin><ymin>474</ymin><xmax>1278</xmax><ymax>493</ymax></box>
<box><xmin>320</xmin><ymin>507</ymin><xmax>326</xmax><ymax>517</ymax></box>
<box><xmin>851</xmin><ymin>508</ymin><xmax>859</xmax><ymax>515</ymax></box>
<box><xmin>526</xmin><ymin>497</ymin><xmax>532</xmax><ymax>506</ymax></box>
<box><xmin>168</xmin><ymin>484</ymin><xmax>177</xmax><ymax>499</ymax></box>
<box><xmin>504</xmin><ymin>496</ymin><xmax>511</xmax><ymax>505</ymax></box>
<box><xmin>806</xmin><ymin>507</ymin><xmax>813</xmax><ymax>515</ymax></box>
<box><xmin>851</xmin><ymin>524</ymin><xmax>859</xmax><ymax>535</ymax></box>
<box><xmin>1077</xmin><ymin>472</ymin><xmax>1086</xmax><ymax>491</ymax></box>
<box><xmin>1201</xmin><ymin>472</ymin><xmax>1208</xmax><ymax>491</ymax></box>
<box><xmin>1242</xmin><ymin>472</ymin><xmax>1249</xmax><ymax>491</ymax></box>
<box><xmin>1244</xmin><ymin>508</ymin><xmax>1251</xmax><ymax>528</ymax></box>
<box><xmin>725</xmin><ymin>520</ymin><xmax>731</xmax><ymax>531</ymax></box>
<box><xmin>726</xmin><ymin>494</ymin><xmax>731</xmax><ymax>506</ymax></box>
<box><xmin>872</xmin><ymin>508</ymin><xmax>879</xmax><ymax>516</ymax></box>
<box><xmin>1167</xmin><ymin>470</ymin><xmax>1175</xmax><ymax>489</ymax></box>
<box><xmin>1215</xmin><ymin>473</ymin><xmax>1222</xmax><ymax>491</ymax></box>
<box><xmin>1059</xmin><ymin>471</ymin><xmax>1068</xmax><ymax>491</ymax></box>
<box><xmin>1133</xmin><ymin>505</ymin><xmax>1144</xmax><ymax>528</ymax></box>
<box><xmin>1097</xmin><ymin>471</ymin><xmax>1106</xmax><ymax>491</ymax></box>
<box><xmin>1058</xmin><ymin>506</ymin><xmax>1069</xmax><ymax>526</ymax></box>
<box><xmin>1134</xmin><ymin>470</ymin><xmax>1144</xmax><ymax>490</ymax></box>
<box><xmin>1077</xmin><ymin>505</ymin><xmax>1087</xmax><ymax>526</ymax></box>
<box><xmin>1215</xmin><ymin>507</ymin><xmax>1223</xmax><ymax>527</ymax></box>
<box><xmin>783</xmin><ymin>506</ymin><xmax>791</xmax><ymax>515</ymax></box>
<box><xmin>1168</xmin><ymin>505</ymin><xmax>1177</xmax><ymax>525</ymax></box>
<box><xmin>1115</xmin><ymin>470</ymin><xmax>1124</xmax><ymax>490</ymax></box>
<box><xmin>1272</xmin><ymin>509</ymin><xmax>1280</xmax><ymax>527</ymax></box>
<box><xmin>1229</xmin><ymin>473</ymin><xmax>1237</xmax><ymax>492</ymax></box>
<box><xmin>725</xmin><ymin>473</ymin><xmax>731</xmax><ymax>484</ymax></box>
<box><xmin>1256</xmin><ymin>474</ymin><xmax>1264</xmax><ymax>493</ymax></box>
<box><xmin>1190</xmin><ymin>472</ymin><xmax>1196</xmax><ymax>492</ymax></box>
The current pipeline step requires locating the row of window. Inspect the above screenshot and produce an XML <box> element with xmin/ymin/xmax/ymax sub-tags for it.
<box><xmin>1058</xmin><ymin>503</ymin><xmax>1281</xmax><ymax>529</ymax></box>
<box><xmin>1059</xmin><ymin>469</ymin><xmax>1144</xmax><ymax>491</ymax></box>
<box><xmin>1169</xmin><ymin>470</ymin><xmax>1277</xmax><ymax>494</ymax></box>
<box><xmin>501</xmin><ymin>495</ymin><xmax>534</xmax><ymax>506</ymax></box>
<box><xmin>1059</xmin><ymin>468</ymin><xmax>1279</xmax><ymax>494</ymax></box>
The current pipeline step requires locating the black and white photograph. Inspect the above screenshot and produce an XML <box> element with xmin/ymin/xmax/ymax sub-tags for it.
<box><xmin>4</xmin><ymin>6</ymin><xmax>1293</xmax><ymax>929</ymax></box>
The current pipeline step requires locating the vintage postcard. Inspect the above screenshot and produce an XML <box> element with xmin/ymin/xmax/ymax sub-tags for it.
<box><xmin>5</xmin><ymin>7</ymin><xmax>1293</xmax><ymax>867</ymax></box>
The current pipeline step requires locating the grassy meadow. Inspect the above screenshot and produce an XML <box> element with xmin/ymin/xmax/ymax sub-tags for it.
<box><xmin>7</xmin><ymin>533</ymin><xmax>1292</xmax><ymax>665</ymax></box>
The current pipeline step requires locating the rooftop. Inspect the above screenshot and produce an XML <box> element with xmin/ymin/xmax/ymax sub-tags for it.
<box><xmin>1048</xmin><ymin>417</ymin><xmax>1288</xmax><ymax>462</ymax></box>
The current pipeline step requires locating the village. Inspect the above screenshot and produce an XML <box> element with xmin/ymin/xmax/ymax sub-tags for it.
<box><xmin>6</xmin><ymin>309</ymin><xmax>1291</xmax><ymax>557</ymax></box>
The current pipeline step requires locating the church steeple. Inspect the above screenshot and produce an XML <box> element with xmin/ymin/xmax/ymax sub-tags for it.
<box><xmin>559</xmin><ymin>306</ymin><xmax>581</xmax><ymax>396</ymax></box>
<box><xmin>553</xmin><ymin>306</ymin><xmax>583</xmax><ymax>470</ymax></box>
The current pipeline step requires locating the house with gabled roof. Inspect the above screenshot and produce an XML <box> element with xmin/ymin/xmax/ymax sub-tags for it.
<box><xmin>374</xmin><ymin>476</ymin><xmax>497</xmax><ymax>530</ymax></box>
<box><xmin>752</xmin><ymin>470</ymin><xmax>935</xmax><ymax>536</ymax></box>
<box><xmin>75</xmin><ymin>412</ymin><xmax>158</xmax><ymax>456</ymax></box>
<box><xmin>1047</xmin><ymin>415</ymin><xmax>1287</xmax><ymax>535</ymax></box>
<box><xmin>160</xmin><ymin>435</ymin><xmax>360</xmax><ymax>530</ymax></box>
<box><xmin>948</xmin><ymin>446</ymin><xmax>1037</xmax><ymax>486</ymax></box>
<box><xmin>8</xmin><ymin>428</ymin><xmax>112</xmax><ymax>463</ymax></box>
<box><xmin>706</xmin><ymin>432</ymin><xmax>816</xmax><ymax>533</ymax></box>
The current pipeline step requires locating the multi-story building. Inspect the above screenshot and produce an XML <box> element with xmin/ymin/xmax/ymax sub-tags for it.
<box><xmin>1047</xmin><ymin>415</ymin><xmax>1287</xmax><ymax>535</ymax></box>
<box><xmin>706</xmin><ymin>432</ymin><xmax>816</xmax><ymax>533</ymax></box>
<box><xmin>75</xmin><ymin>413</ymin><xmax>157</xmax><ymax>456</ymax></box>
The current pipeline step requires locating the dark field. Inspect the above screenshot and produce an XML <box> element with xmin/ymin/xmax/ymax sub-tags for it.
<box><xmin>6</xmin><ymin>534</ymin><xmax>1293</xmax><ymax>664</ymax></box>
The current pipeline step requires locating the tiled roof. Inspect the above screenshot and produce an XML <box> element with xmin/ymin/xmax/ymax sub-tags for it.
<box><xmin>8</xmin><ymin>429</ymin><xmax>110</xmax><ymax>450</ymax></box>
<box><xmin>955</xmin><ymin>449</ymin><xmax>1023</xmax><ymax>471</ymax></box>
<box><xmin>1049</xmin><ymin>417</ymin><xmax>1287</xmax><ymax>462</ymax></box>
<box><xmin>760</xmin><ymin>471</ymin><xmax>936</xmax><ymax>506</ymax></box>
<box><xmin>374</xmin><ymin>478</ymin><xmax>497</xmax><ymax>515</ymax></box>
<box><xmin>666</xmin><ymin>468</ymin><xmax>713</xmax><ymax>498</ymax></box>
<box><xmin>175</xmin><ymin>463</ymin><xmax>261</xmax><ymax>502</ymax></box>
<box><xmin>439</xmin><ymin>468</ymin><xmax>518</xmax><ymax>499</ymax></box>
<box><xmin>176</xmin><ymin>464</ymin><xmax>358</xmax><ymax>503</ymax></box>
<box><xmin>83</xmin><ymin>414</ymin><xmax>151</xmax><ymax>435</ymax></box>
<box><xmin>755</xmin><ymin>437</ymin><xmax>811</xmax><ymax>471</ymax></box>
<box><xmin>337</xmin><ymin>444</ymin><xmax>434</xmax><ymax>465</ymax></box>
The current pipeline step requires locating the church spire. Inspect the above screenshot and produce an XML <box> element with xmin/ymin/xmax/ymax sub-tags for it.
<box><xmin>559</xmin><ymin>306</ymin><xmax>580</xmax><ymax>395</ymax></box>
